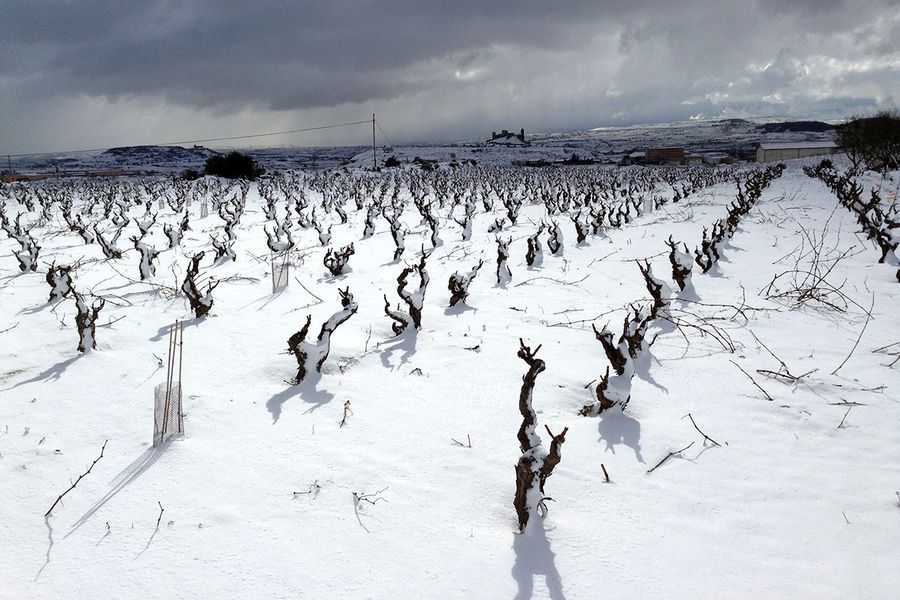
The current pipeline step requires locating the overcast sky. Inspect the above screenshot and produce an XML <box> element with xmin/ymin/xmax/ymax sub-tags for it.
<box><xmin>2</xmin><ymin>1</ymin><xmax>898</xmax><ymax>155</ymax></box>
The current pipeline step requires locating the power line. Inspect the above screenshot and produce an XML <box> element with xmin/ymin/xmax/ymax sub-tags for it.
<box><xmin>165</xmin><ymin>119</ymin><xmax>372</xmax><ymax>146</ymax></box>
<box><xmin>6</xmin><ymin>118</ymin><xmax>373</xmax><ymax>159</ymax></box>
<box><xmin>376</xmin><ymin>119</ymin><xmax>396</xmax><ymax>148</ymax></box>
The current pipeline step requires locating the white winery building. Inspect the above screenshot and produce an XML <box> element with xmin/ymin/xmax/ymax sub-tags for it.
<box><xmin>756</xmin><ymin>141</ymin><xmax>839</xmax><ymax>162</ymax></box>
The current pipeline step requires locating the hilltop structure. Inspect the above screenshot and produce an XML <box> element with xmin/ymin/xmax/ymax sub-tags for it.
<box><xmin>487</xmin><ymin>128</ymin><xmax>529</xmax><ymax>146</ymax></box>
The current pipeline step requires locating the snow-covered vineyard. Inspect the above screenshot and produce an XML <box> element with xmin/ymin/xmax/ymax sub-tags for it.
<box><xmin>1</xmin><ymin>159</ymin><xmax>898</xmax><ymax>598</ymax></box>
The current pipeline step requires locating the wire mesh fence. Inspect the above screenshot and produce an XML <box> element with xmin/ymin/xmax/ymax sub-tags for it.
<box><xmin>153</xmin><ymin>320</ymin><xmax>184</xmax><ymax>446</ymax></box>
<box><xmin>272</xmin><ymin>252</ymin><xmax>290</xmax><ymax>293</ymax></box>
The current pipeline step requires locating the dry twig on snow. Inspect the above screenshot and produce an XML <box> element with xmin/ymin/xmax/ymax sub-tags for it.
<box><xmin>353</xmin><ymin>487</ymin><xmax>388</xmax><ymax>506</ymax></box>
<box><xmin>45</xmin><ymin>440</ymin><xmax>108</xmax><ymax>516</ymax></box>
<box><xmin>647</xmin><ymin>441</ymin><xmax>695</xmax><ymax>474</ymax></box>
<box><xmin>339</xmin><ymin>400</ymin><xmax>352</xmax><ymax>428</ymax></box>
<box><xmin>683</xmin><ymin>413</ymin><xmax>724</xmax><ymax>446</ymax></box>
<box><xmin>729</xmin><ymin>359</ymin><xmax>774</xmax><ymax>401</ymax></box>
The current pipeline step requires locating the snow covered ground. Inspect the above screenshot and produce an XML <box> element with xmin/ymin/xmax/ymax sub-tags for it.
<box><xmin>1</xmin><ymin>157</ymin><xmax>898</xmax><ymax>599</ymax></box>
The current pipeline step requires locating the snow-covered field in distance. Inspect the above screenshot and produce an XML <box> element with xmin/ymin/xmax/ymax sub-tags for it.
<box><xmin>7</xmin><ymin>116</ymin><xmax>838</xmax><ymax>176</ymax></box>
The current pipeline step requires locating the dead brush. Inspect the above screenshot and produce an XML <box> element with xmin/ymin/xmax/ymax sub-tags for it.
<box><xmin>761</xmin><ymin>220</ymin><xmax>861</xmax><ymax>313</ymax></box>
<box><xmin>874</xmin><ymin>341</ymin><xmax>900</xmax><ymax>368</ymax></box>
<box><xmin>655</xmin><ymin>305</ymin><xmax>737</xmax><ymax>354</ymax></box>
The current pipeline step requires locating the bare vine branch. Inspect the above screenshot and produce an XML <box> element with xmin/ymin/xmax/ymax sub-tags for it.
<box><xmin>647</xmin><ymin>441</ymin><xmax>694</xmax><ymax>474</ymax></box>
<box><xmin>45</xmin><ymin>440</ymin><xmax>108</xmax><ymax>516</ymax></box>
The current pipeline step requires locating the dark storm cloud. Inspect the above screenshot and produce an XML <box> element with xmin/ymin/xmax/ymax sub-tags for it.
<box><xmin>1</xmin><ymin>1</ymin><xmax>613</xmax><ymax>108</ymax></box>
<box><xmin>1</xmin><ymin>0</ymin><xmax>897</xmax><ymax>153</ymax></box>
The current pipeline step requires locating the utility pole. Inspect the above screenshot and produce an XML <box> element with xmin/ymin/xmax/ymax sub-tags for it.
<box><xmin>372</xmin><ymin>113</ymin><xmax>377</xmax><ymax>169</ymax></box>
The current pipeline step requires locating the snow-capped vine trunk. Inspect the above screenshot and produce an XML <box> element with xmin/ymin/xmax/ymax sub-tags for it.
<box><xmin>514</xmin><ymin>339</ymin><xmax>567</xmax><ymax>532</ymax></box>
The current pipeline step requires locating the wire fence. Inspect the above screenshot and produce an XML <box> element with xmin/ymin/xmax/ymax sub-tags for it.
<box><xmin>153</xmin><ymin>320</ymin><xmax>184</xmax><ymax>446</ymax></box>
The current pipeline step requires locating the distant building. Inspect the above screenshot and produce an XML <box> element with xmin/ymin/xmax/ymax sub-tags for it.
<box><xmin>622</xmin><ymin>148</ymin><xmax>730</xmax><ymax>166</ymax></box>
<box><xmin>756</xmin><ymin>141</ymin><xmax>838</xmax><ymax>162</ymax></box>
<box><xmin>87</xmin><ymin>169</ymin><xmax>126</xmax><ymax>178</ymax></box>
<box><xmin>487</xmin><ymin>128</ymin><xmax>529</xmax><ymax>146</ymax></box>
<box><xmin>701</xmin><ymin>153</ymin><xmax>734</xmax><ymax>165</ymax></box>
<box><xmin>645</xmin><ymin>147</ymin><xmax>685</xmax><ymax>164</ymax></box>
<box><xmin>2</xmin><ymin>173</ymin><xmax>53</xmax><ymax>183</ymax></box>
<box><xmin>619</xmin><ymin>151</ymin><xmax>646</xmax><ymax>165</ymax></box>
<box><xmin>1</xmin><ymin>168</ymin><xmax>125</xmax><ymax>183</ymax></box>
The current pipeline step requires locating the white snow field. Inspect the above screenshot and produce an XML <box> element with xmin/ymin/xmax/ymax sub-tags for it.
<box><xmin>1</xmin><ymin>158</ymin><xmax>898</xmax><ymax>599</ymax></box>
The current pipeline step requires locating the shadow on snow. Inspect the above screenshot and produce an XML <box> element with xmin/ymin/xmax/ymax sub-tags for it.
<box><xmin>266</xmin><ymin>371</ymin><xmax>335</xmax><ymax>423</ymax></box>
<box><xmin>512</xmin><ymin>521</ymin><xmax>565</xmax><ymax>600</ymax></box>
<box><xmin>65</xmin><ymin>440</ymin><xmax>174</xmax><ymax>538</ymax></box>
<box><xmin>3</xmin><ymin>354</ymin><xmax>84</xmax><ymax>390</ymax></box>
<box><xmin>596</xmin><ymin>405</ymin><xmax>644</xmax><ymax>463</ymax></box>
<box><xmin>379</xmin><ymin>330</ymin><xmax>418</xmax><ymax>370</ymax></box>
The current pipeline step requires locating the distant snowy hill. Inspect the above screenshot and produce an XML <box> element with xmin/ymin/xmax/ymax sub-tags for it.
<box><xmin>99</xmin><ymin>145</ymin><xmax>219</xmax><ymax>167</ymax></box>
<box><xmin>6</xmin><ymin>118</ymin><xmax>838</xmax><ymax>175</ymax></box>
<box><xmin>530</xmin><ymin>117</ymin><xmax>837</xmax><ymax>158</ymax></box>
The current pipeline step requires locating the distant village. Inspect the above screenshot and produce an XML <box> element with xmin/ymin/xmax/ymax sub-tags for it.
<box><xmin>485</xmin><ymin>127</ymin><xmax>839</xmax><ymax>166</ymax></box>
<box><xmin>622</xmin><ymin>141</ymin><xmax>838</xmax><ymax>166</ymax></box>
<box><xmin>2</xmin><ymin>121</ymin><xmax>843</xmax><ymax>182</ymax></box>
